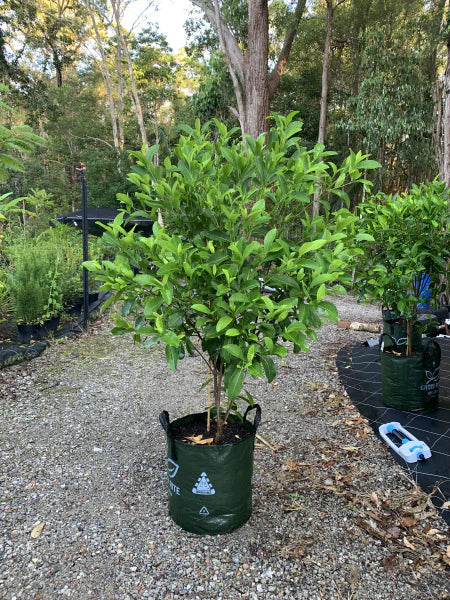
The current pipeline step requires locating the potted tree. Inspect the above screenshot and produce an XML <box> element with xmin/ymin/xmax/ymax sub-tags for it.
<box><xmin>85</xmin><ymin>114</ymin><xmax>379</xmax><ymax>534</ymax></box>
<box><xmin>352</xmin><ymin>180</ymin><xmax>449</xmax><ymax>411</ymax></box>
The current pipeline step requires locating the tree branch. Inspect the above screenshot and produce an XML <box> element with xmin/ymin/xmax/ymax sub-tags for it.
<box><xmin>268</xmin><ymin>0</ymin><xmax>307</xmax><ymax>100</ymax></box>
<box><xmin>190</xmin><ymin>0</ymin><xmax>245</xmax><ymax>84</ymax></box>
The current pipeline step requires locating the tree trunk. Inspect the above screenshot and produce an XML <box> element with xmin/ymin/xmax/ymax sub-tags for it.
<box><xmin>433</xmin><ymin>81</ymin><xmax>444</xmax><ymax>177</ymax></box>
<box><xmin>245</xmin><ymin>0</ymin><xmax>270</xmax><ymax>138</ymax></box>
<box><xmin>317</xmin><ymin>0</ymin><xmax>333</xmax><ymax>146</ymax></box>
<box><xmin>443</xmin><ymin>32</ymin><xmax>450</xmax><ymax>186</ymax></box>
<box><xmin>87</xmin><ymin>1</ymin><xmax>120</xmax><ymax>151</ymax></box>
<box><xmin>191</xmin><ymin>0</ymin><xmax>306</xmax><ymax>138</ymax></box>
<box><xmin>111</xmin><ymin>0</ymin><xmax>148</xmax><ymax>149</ymax></box>
<box><xmin>313</xmin><ymin>0</ymin><xmax>333</xmax><ymax>218</ymax></box>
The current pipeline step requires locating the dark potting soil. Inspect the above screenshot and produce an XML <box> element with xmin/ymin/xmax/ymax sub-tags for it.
<box><xmin>172</xmin><ymin>419</ymin><xmax>253</xmax><ymax>445</ymax></box>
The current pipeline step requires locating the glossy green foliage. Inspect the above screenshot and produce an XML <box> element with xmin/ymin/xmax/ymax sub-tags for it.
<box><xmin>352</xmin><ymin>180</ymin><xmax>450</xmax><ymax>320</ymax></box>
<box><xmin>120</xmin><ymin>112</ymin><xmax>378</xmax><ymax>241</ymax></box>
<box><xmin>86</xmin><ymin>114</ymin><xmax>376</xmax><ymax>419</ymax></box>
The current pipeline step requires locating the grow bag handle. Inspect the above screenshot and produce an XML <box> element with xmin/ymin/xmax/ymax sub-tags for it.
<box><xmin>423</xmin><ymin>339</ymin><xmax>441</xmax><ymax>366</ymax></box>
<box><xmin>243</xmin><ymin>404</ymin><xmax>261</xmax><ymax>433</ymax></box>
<box><xmin>159</xmin><ymin>410</ymin><xmax>177</xmax><ymax>461</ymax></box>
<box><xmin>379</xmin><ymin>333</ymin><xmax>396</xmax><ymax>352</ymax></box>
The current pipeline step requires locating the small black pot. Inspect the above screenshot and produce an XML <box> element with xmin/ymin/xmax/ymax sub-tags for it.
<box><xmin>17</xmin><ymin>316</ymin><xmax>61</xmax><ymax>344</ymax></box>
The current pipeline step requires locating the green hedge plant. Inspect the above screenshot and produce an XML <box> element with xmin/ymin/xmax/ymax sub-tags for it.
<box><xmin>352</xmin><ymin>180</ymin><xmax>449</xmax><ymax>355</ymax></box>
<box><xmin>85</xmin><ymin>114</ymin><xmax>378</xmax><ymax>443</ymax></box>
<box><xmin>7</xmin><ymin>242</ymin><xmax>63</xmax><ymax>324</ymax></box>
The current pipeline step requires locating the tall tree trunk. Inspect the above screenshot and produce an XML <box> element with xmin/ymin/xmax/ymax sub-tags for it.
<box><xmin>313</xmin><ymin>0</ymin><xmax>334</xmax><ymax>218</ymax></box>
<box><xmin>443</xmin><ymin>31</ymin><xmax>450</xmax><ymax>186</ymax></box>
<box><xmin>110</xmin><ymin>0</ymin><xmax>148</xmax><ymax>149</ymax></box>
<box><xmin>245</xmin><ymin>0</ymin><xmax>269</xmax><ymax>138</ymax></box>
<box><xmin>191</xmin><ymin>0</ymin><xmax>306</xmax><ymax>137</ymax></box>
<box><xmin>87</xmin><ymin>1</ymin><xmax>120</xmax><ymax>151</ymax></box>
<box><xmin>115</xmin><ymin>32</ymin><xmax>125</xmax><ymax>150</ymax></box>
<box><xmin>317</xmin><ymin>0</ymin><xmax>333</xmax><ymax>146</ymax></box>
<box><xmin>433</xmin><ymin>81</ymin><xmax>444</xmax><ymax>177</ymax></box>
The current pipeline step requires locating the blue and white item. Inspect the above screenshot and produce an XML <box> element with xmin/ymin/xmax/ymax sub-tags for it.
<box><xmin>378</xmin><ymin>422</ymin><xmax>431</xmax><ymax>463</ymax></box>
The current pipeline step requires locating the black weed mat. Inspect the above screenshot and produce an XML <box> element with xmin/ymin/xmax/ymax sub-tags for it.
<box><xmin>337</xmin><ymin>338</ymin><xmax>450</xmax><ymax>525</ymax></box>
<box><xmin>0</xmin><ymin>292</ymin><xmax>111</xmax><ymax>369</ymax></box>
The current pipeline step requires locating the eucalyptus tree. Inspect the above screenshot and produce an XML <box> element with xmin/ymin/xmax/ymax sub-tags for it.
<box><xmin>188</xmin><ymin>0</ymin><xmax>307</xmax><ymax>137</ymax></box>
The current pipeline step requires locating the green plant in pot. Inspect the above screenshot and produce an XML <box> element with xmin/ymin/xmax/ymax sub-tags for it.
<box><xmin>6</xmin><ymin>240</ymin><xmax>64</xmax><ymax>339</ymax></box>
<box><xmin>352</xmin><ymin>180</ymin><xmax>449</xmax><ymax>411</ymax></box>
<box><xmin>85</xmin><ymin>114</ymin><xmax>378</xmax><ymax>534</ymax></box>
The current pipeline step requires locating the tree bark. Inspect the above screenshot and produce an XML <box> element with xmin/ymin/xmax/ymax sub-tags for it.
<box><xmin>443</xmin><ymin>30</ymin><xmax>450</xmax><ymax>186</ymax></box>
<box><xmin>190</xmin><ymin>0</ymin><xmax>306</xmax><ymax>137</ymax></box>
<box><xmin>245</xmin><ymin>0</ymin><xmax>270</xmax><ymax>138</ymax></box>
<box><xmin>110</xmin><ymin>0</ymin><xmax>148</xmax><ymax>149</ymax></box>
<box><xmin>86</xmin><ymin>0</ymin><xmax>120</xmax><ymax>150</ymax></box>
<box><xmin>433</xmin><ymin>80</ymin><xmax>444</xmax><ymax>177</ymax></box>
<box><xmin>313</xmin><ymin>0</ymin><xmax>334</xmax><ymax>218</ymax></box>
<box><xmin>317</xmin><ymin>0</ymin><xmax>333</xmax><ymax>147</ymax></box>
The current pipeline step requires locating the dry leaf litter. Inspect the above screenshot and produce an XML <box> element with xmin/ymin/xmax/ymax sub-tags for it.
<box><xmin>1</xmin><ymin>295</ymin><xmax>449</xmax><ymax>600</ymax></box>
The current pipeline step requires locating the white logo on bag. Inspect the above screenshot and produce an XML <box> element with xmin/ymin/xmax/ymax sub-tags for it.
<box><xmin>192</xmin><ymin>472</ymin><xmax>216</xmax><ymax>495</ymax></box>
<box><xmin>420</xmin><ymin>367</ymin><xmax>440</xmax><ymax>391</ymax></box>
<box><xmin>168</xmin><ymin>459</ymin><xmax>179</xmax><ymax>478</ymax></box>
<box><xmin>199</xmin><ymin>506</ymin><xmax>209</xmax><ymax>515</ymax></box>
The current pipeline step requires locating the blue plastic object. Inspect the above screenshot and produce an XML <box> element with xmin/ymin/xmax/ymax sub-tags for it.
<box><xmin>417</xmin><ymin>273</ymin><xmax>431</xmax><ymax>308</ymax></box>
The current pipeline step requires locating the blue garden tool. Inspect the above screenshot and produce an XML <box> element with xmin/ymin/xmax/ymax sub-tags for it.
<box><xmin>378</xmin><ymin>422</ymin><xmax>431</xmax><ymax>463</ymax></box>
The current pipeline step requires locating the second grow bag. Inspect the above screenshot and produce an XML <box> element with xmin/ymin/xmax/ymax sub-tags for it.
<box><xmin>159</xmin><ymin>405</ymin><xmax>261</xmax><ymax>535</ymax></box>
<box><xmin>380</xmin><ymin>334</ymin><xmax>440</xmax><ymax>411</ymax></box>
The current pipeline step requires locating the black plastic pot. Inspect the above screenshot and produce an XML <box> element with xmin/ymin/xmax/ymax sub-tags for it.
<box><xmin>380</xmin><ymin>334</ymin><xmax>440</xmax><ymax>411</ymax></box>
<box><xmin>159</xmin><ymin>405</ymin><xmax>261</xmax><ymax>535</ymax></box>
<box><xmin>17</xmin><ymin>316</ymin><xmax>61</xmax><ymax>344</ymax></box>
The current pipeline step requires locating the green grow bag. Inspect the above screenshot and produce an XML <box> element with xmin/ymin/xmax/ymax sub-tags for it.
<box><xmin>382</xmin><ymin>310</ymin><xmax>422</xmax><ymax>351</ymax></box>
<box><xmin>159</xmin><ymin>405</ymin><xmax>261</xmax><ymax>535</ymax></box>
<box><xmin>380</xmin><ymin>334</ymin><xmax>440</xmax><ymax>411</ymax></box>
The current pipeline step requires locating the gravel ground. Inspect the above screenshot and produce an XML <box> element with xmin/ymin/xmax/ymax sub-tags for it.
<box><xmin>1</xmin><ymin>295</ymin><xmax>449</xmax><ymax>600</ymax></box>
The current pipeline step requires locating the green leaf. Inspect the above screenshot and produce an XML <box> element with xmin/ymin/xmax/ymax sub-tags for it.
<box><xmin>298</xmin><ymin>239</ymin><xmax>328</xmax><ymax>257</ymax></box>
<box><xmin>318</xmin><ymin>301</ymin><xmax>338</xmax><ymax>322</ymax></box>
<box><xmin>264</xmin><ymin>336</ymin><xmax>274</xmax><ymax>352</ymax></box>
<box><xmin>264</xmin><ymin>228</ymin><xmax>277</xmax><ymax>251</ymax></box>
<box><xmin>165</xmin><ymin>345</ymin><xmax>179</xmax><ymax>370</ymax></box>
<box><xmin>162</xmin><ymin>331</ymin><xmax>179</xmax><ymax>347</ymax></box>
<box><xmin>225</xmin><ymin>328</ymin><xmax>240</xmax><ymax>336</ymax></box>
<box><xmin>316</xmin><ymin>283</ymin><xmax>327</xmax><ymax>301</ymax></box>
<box><xmin>216</xmin><ymin>315</ymin><xmax>233</xmax><ymax>332</ymax></box>
<box><xmin>260</xmin><ymin>355</ymin><xmax>276</xmax><ymax>382</ymax></box>
<box><xmin>356</xmin><ymin>159</ymin><xmax>381</xmax><ymax>170</ymax></box>
<box><xmin>144</xmin><ymin>296</ymin><xmax>163</xmax><ymax>317</ymax></box>
<box><xmin>222</xmin><ymin>344</ymin><xmax>244</xmax><ymax>359</ymax></box>
<box><xmin>191</xmin><ymin>303</ymin><xmax>211</xmax><ymax>314</ymax></box>
<box><xmin>356</xmin><ymin>233</ymin><xmax>375</xmax><ymax>242</ymax></box>
<box><xmin>227</xmin><ymin>367</ymin><xmax>245</xmax><ymax>400</ymax></box>
<box><xmin>247</xmin><ymin>361</ymin><xmax>263</xmax><ymax>378</ymax></box>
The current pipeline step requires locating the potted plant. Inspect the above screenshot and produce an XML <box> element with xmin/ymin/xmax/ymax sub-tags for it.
<box><xmin>6</xmin><ymin>240</ymin><xmax>64</xmax><ymax>343</ymax></box>
<box><xmin>85</xmin><ymin>114</ymin><xmax>379</xmax><ymax>534</ymax></box>
<box><xmin>352</xmin><ymin>180</ymin><xmax>449</xmax><ymax>410</ymax></box>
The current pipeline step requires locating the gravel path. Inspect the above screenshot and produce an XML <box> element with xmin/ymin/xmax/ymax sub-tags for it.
<box><xmin>1</xmin><ymin>295</ymin><xmax>449</xmax><ymax>600</ymax></box>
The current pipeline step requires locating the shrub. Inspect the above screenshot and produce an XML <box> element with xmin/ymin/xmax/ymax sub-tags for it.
<box><xmin>86</xmin><ymin>114</ymin><xmax>378</xmax><ymax>443</ymax></box>
<box><xmin>7</xmin><ymin>242</ymin><xmax>63</xmax><ymax>324</ymax></box>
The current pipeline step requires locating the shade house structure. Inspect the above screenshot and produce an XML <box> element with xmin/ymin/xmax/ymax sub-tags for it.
<box><xmin>56</xmin><ymin>207</ymin><xmax>154</xmax><ymax>235</ymax></box>
<box><xmin>57</xmin><ymin>205</ymin><xmax>154</xmax><ymax>331</ymax></box>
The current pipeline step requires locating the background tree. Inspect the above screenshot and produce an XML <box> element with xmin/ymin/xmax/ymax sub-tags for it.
<box><xmin>188</xmin><ymin>0</ymin><xmax>307</xmax><ymax>137</ymax></box>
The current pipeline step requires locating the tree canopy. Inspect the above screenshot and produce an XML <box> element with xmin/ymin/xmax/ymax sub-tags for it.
<box><xmin>0</xmin><ymin>0</ymin><xmax>448</xmax><ymax>214</ymax></box>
